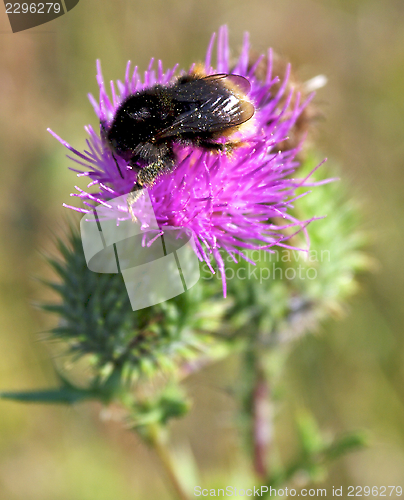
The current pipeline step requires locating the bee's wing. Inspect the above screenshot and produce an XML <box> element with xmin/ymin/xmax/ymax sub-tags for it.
<box><xmin>202</xmin><ymin>74</ymin><xmax>252</xmax><ymax>96</ymax></box>
<box><xmin>156</xmin><ymin>75</ymin><xmax>254</xmax><ymax>139</ymax></box>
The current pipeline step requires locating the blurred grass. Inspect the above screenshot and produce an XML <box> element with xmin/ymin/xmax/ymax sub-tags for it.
<box><xmin>0</xmin><ymin>0</ymin><xmax>404</xmax><ymax>497</ymax></box>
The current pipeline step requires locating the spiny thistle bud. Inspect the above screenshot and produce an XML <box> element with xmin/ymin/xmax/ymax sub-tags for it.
<box><xmin>41</xmin><ymin>229</ymin><xmax>225</xmax><ymax>383</ymax></box>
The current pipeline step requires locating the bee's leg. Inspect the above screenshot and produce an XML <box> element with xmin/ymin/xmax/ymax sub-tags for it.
<box><xmin>195</xmin><ymin>140</ymin><xmax>245</xmax><ymax>155</ymax></box>
<box><xmin>196</xmin><ymin>140</ymin><xmax>225</xmax><ymax>152</ymax></box>
<box><xmin>223</xmin><ymin>140</ymin><xmax>246</xmax><ymax>155</ymax></box>
<box><xmin>127</xmin><ymin>156</ymin><xmax>174</xmax><ymax>221</ymax></box>
<box><xmin>126</xmin><ymin>184</ymin><xmax>144</xmax><ymax>221</ymax></box>
<box><xmin>208</xmin><ymin>139</ymin><xmax>247</xmax><ymax>155</ymax></box>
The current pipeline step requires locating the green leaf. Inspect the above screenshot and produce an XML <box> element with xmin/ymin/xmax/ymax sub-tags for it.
<box><xmin>322</xmin><ymin>431</ymin><xmax>367</xmax><ymax>461</ymax></box>
<box><xmin>0</xmin><ymin>387</ymin><xmax>97</xmax><ymax>404</ymax></box>
<box><xmin>296</xmin><ymin>409</ymin><xmax>324</xmax><ymax>456</ymax></box>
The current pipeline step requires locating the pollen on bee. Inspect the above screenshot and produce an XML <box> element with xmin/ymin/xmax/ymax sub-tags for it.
<box><xmin>189</xmin><ymin>63</ymin><xmax>208</xmax><ymax>79</ymax></box>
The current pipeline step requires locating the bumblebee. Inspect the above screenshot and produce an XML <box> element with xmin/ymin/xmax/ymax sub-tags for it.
<box><xmin>103</xmin><ymin>71</ymin><xmax>255</xmax><ymax>214</ymax></box>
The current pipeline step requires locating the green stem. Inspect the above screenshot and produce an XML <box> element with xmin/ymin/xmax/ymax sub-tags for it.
<box><xmin>252</xmin><ymin>365</ymin><xmax>272</xmax><ymax>478</ymax></box>
<box><xmin>242</xmin><ymin>349</ymin><xmax>272</xmax><ymax>479</ymax></box>
<box><xmin>148</xmin><ymin>427</ymin><xmax>191</xmax><ymax>500</ymax></box>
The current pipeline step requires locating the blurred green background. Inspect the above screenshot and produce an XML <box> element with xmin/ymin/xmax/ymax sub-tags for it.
<box><xmin>1</xmin><ymin>0</ymin><xmax>404</xmax><ymax>497</ymax></box>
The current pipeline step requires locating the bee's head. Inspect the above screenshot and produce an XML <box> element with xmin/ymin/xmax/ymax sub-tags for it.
<box><xmin>105</xmin><ymin>92</ymin><xmax>163</xmax><ymax>159</ymax></box>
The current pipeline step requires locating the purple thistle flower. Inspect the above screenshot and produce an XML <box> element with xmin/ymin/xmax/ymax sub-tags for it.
<box><xmin>48</xmin><ymin>26</ymin><xmax>327</xmax><ymax>296</ymax></box>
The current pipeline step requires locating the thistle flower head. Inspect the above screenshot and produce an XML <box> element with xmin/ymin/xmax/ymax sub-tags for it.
<box><xmin>49</xmin><ymin>26</ymin><xmax>322</xmax><ymax>295</ymax></box>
